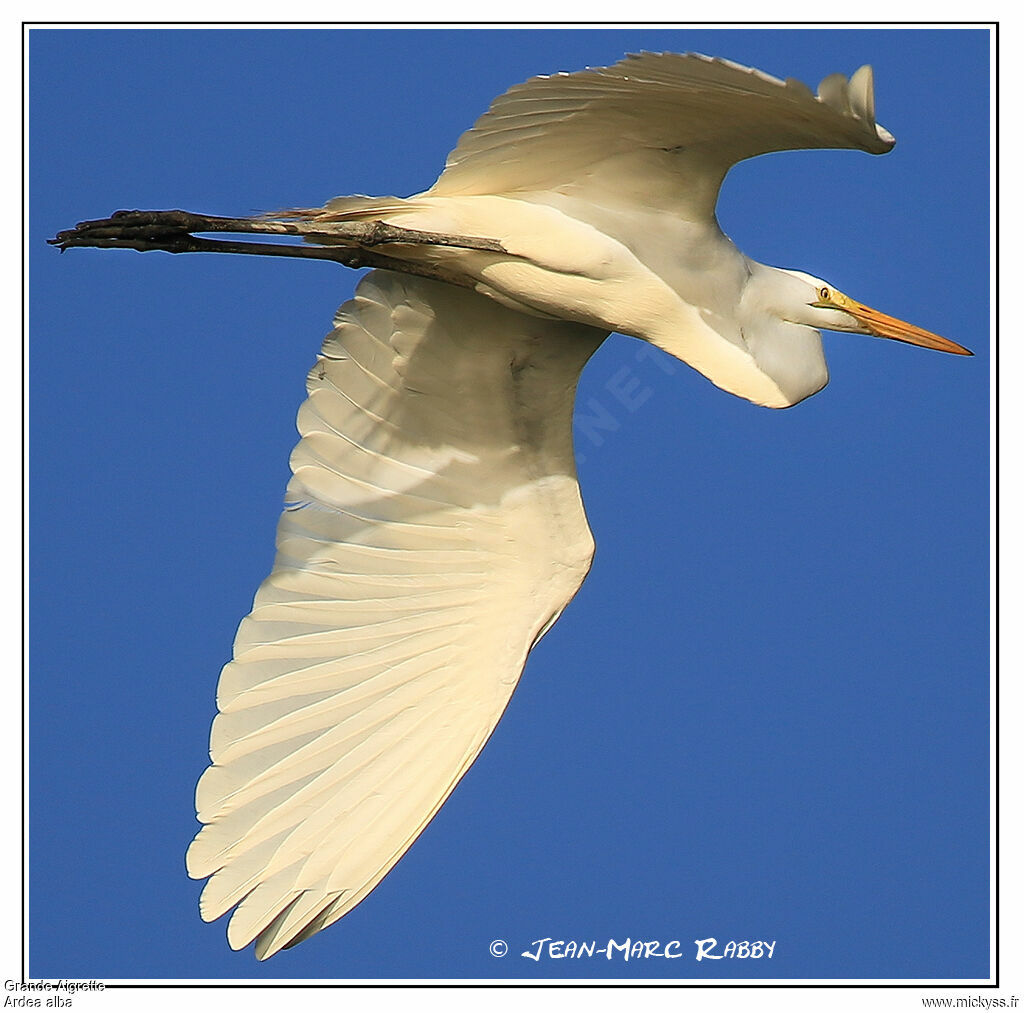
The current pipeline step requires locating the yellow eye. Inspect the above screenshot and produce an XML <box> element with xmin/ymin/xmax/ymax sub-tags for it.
<box><xmin>819</xmin><ymin>286</ymin><xmax>831</xmax><ymax>302</ymax></box>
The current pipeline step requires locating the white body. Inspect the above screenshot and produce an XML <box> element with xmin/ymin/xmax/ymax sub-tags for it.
<box><xmin>325</xmin><ymin>194</ymin><xmax>828</xmax><ymax>407</ymax></box>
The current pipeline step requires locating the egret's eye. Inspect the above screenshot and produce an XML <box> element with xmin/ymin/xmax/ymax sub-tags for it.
<box><xmin>819</xmin><ymin>286</ymin><xmax>831</xmax><ymax>302</ymax></box>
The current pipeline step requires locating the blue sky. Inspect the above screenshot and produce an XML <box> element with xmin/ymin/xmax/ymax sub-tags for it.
<box><xmin>29</xmin><ymin>27</ymin><xmax>990</xmax><ymax>981</ymax></box>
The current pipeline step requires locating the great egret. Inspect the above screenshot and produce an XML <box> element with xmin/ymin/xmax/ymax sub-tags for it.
<box><xmin>52</xmin><ymin>52</ymin><xmax>971</xmax><ymax>960</ymax></box>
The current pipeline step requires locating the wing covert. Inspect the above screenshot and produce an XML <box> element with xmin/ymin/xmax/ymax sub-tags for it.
<box><xmin>186</xmin><ymin>271</ymin><xmax>606</xmax><ymax>958</ymax></box>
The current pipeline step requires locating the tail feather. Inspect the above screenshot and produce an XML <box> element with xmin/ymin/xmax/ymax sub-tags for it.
<box><xmin>324</xmin><ymin>195</ymin><xmax>416</xmax><ymax>219</ymax></box>
<box><xmin>267</xmin><ymin>195</ymin><xmax>419</xmax><ymax>224</ymax></box>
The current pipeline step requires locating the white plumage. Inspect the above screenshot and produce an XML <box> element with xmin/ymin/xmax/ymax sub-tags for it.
<box><xmin>170</xmin><ymin>52</ymin><xmax>969</xmax><ymax>958</ymax></box>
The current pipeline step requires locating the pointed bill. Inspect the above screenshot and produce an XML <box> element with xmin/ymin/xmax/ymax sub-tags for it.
<box><xmin>841</xmin><ymin>295</ymin><xmax>973</xmax><ymax>356</ymax></box>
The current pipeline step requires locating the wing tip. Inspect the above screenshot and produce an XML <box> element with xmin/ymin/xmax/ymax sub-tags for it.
<box><xmin>615</xmin><ymin>52</ymin><xmax>897</xmax><ymax>151</ymax></box>
<box><xmin>815</xmin><ymin>62</ymin><xmax>896</xmax><ymax>152</ymax></box>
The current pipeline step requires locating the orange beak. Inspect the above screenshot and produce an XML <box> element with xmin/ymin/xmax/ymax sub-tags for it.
<box><xmin>836</xmin><ymin>294</ymin><xmax>973</xmax><ymax>356</ymax></box>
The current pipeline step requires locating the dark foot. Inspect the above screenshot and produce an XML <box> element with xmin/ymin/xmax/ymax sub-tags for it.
<box><xmin>48</xmin><ymin>209</ymin><xmax>506</xmax><ymax>290</ymax></box>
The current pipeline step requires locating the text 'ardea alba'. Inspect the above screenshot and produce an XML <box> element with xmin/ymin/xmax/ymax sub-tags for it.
<box><xmin>51</xmin><ymin>52</ymin><xmax>972</xmax><ymax>959</ymax></box>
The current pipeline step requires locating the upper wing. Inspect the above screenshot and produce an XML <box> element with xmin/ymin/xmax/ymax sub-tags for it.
<box><xmin>185</xmin><ymin>271</ymin><xmax>606</xmax><ymax>959</ymax></box>
<box><xmin>429</xmin><ymin>52</ymin><xmax>894</xmax><ymax>219</ymax></box>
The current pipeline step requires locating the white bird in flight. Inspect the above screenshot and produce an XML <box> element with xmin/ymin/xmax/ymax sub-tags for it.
<box><xmin>53</xmin><ymin>51</ymin><xmax>971</xmax><ymax>960</ymax></box>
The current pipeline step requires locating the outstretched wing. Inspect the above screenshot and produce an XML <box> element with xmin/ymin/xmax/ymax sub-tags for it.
<box><xmin>186</xmin><ymin>271</ymin><xmax>606</xmax><ymax>959</ymax></box>
<box><xmin>429</xmin><ymin>52</ymin><xmax>894</xmax><ymax>219</ymax></box>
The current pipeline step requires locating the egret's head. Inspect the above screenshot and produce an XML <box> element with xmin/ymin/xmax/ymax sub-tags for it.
<box><xmin>728</xmin><ymin>266</ymin><xmax>970</xmax><ymax>410</ymax></box>
<box><xmin>781</xmin><ymin>268</ymin><xmax>971</xmax><ymax>356</ymax></box>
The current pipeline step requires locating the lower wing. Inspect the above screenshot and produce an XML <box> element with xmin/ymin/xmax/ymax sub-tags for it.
<box><xmin>185</xmin><ymin>270</ymin><xmax>606</xmax><ymax>958</ymax></box>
